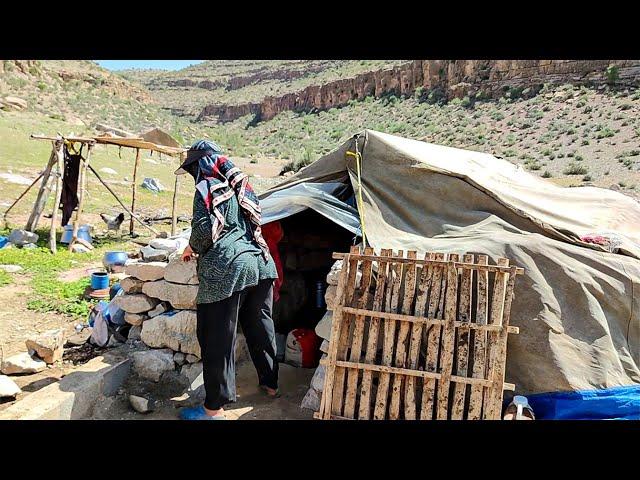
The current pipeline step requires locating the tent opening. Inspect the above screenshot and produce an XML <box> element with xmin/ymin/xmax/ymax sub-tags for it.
<box><xmin>272</xmin><ymin>209</ymin><xmax>355</xmax><ymax>335</ymax></box>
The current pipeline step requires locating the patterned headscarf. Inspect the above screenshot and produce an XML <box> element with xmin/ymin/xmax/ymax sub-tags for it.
<box><xmin>189</xmin><ymin>140</ymin><xmax>269</xmax><ymax>258</ymax></box>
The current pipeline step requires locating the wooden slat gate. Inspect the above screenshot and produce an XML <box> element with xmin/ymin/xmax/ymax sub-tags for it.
<box><xmin>316</xmin><ymin>246</ymin><xmax>523</xmax><ymax>420</ymax></box>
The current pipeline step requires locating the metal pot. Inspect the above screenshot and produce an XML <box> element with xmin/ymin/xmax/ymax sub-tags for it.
<box><xmin>102</xmin><ymin>251</ymin><xmax>129</xmax><ymax>271</ymax></box>
<box><xmin>60</xmin><ymin>224</ymin><xmax>93</xmax><ymax>245</ymax></box>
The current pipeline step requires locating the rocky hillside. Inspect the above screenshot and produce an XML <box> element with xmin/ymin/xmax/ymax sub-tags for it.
<box><xmin>1</xmin><ymin>59</ymin><xmax>639</xmax><ymax>200</ymax></box>
<box><xmin>120</xmin><ymin>60</ymin><xmax>408</xmax><ymax>119</ymax></box>
<box><xmin>0</xmin><ymin>60</ymin><xmax>190</xmax><ymax>139</ymax></box>
<box><xmin>124</xmin><ymin>60</ymin><xmax>640</xmax><ymax>125</ymax></box>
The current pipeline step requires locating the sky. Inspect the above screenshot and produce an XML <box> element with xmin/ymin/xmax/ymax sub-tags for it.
<box><xmin>95</xmin><ymin>60</ymin><xmax>203</xmax><ymax>71</ymax></box>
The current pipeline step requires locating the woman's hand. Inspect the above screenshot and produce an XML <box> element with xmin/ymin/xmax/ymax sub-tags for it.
<box><xmin>181</xmin><ymin>244</ymin><xmax>195</xmax><ymax>262</ymax></box>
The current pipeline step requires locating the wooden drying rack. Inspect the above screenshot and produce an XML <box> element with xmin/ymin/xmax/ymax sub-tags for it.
<box><xmin>316</xmin><ymin>246</ymin><xmax>523</xmax><ymax>420</ymax></box>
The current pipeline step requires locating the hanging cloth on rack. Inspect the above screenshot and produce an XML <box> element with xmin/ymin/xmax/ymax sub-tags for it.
<box><xmin>60</xmin><ymin>143</ymin><xmax>83</xmax><ymax>226</ymax></box>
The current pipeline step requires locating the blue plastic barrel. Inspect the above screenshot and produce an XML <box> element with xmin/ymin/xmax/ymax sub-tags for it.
<box><xmin>91</xmin><ymin>271</ymin><xmax>109</xmax><ymax>290</ymax></box>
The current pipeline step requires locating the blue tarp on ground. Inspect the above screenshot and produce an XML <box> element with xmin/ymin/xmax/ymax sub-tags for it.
<box><xmin>525</xmin><ymin>385</ymin><xmax>640</xmax><ymax>420</ymax></box>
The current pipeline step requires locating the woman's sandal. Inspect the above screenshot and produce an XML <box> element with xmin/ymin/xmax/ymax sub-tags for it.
<box><xmin>503</xmin><ymin>395</ymin><xmax>535</xmax><ymax>420</ymax></box>
<box><xmin>259</xmin><ymin>385</ymin><xmax>281</xmax><ymax>399</ymax></box>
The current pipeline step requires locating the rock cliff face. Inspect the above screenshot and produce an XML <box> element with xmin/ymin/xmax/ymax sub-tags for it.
<box><xmin>197</xmin><ymin>60</ymin><xmax>640</xmax><ymax>123</ymax></box>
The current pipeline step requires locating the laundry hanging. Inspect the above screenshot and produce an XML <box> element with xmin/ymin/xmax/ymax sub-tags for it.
<box><xmin>60</xmin><ymin>143</ymin><xmax>82</xmax><ymax>226</ymax></box>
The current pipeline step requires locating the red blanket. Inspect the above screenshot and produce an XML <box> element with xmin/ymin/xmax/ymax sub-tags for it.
<box><xmin>262</xmin><ymin>221</ymin><xmax>284</xmax><ymax>302</ymax></box>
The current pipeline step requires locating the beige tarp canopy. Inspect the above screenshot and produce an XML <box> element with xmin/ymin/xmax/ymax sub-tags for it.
<box><xmin>261</xmin><ymin>129</ymin><xmax>640</xmax><ymax>395</ymax></box>
<box><xmin>93</xmin><ymin>135</ymin><xmax>184</xmax><ymax>156</ymax></box>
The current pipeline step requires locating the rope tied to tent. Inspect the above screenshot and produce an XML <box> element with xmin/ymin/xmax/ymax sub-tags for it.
<box><xmin>346</xmin><ymin>138</ymin><xmax>366</xmax><ymax>247</ymax></box>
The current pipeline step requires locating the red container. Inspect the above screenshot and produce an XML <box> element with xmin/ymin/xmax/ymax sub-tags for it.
<box><xmin>285</xmin><ymin>328</ymin><xmax>322</xmax><ymax>368</ymax></box>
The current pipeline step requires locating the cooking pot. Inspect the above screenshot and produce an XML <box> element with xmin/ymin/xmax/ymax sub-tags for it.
<box><xmin>103</xmin><ymin>251</ymin><xmax>129</xmax><ymax>271</ymax></box>
<box><xmin>60</xmin><ymin>224</ymin><xmax>92</xmax><ymax>244</ymax></box>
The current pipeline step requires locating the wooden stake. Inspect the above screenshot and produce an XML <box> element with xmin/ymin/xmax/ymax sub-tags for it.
<box><xmin>319</xmin><ymin>251</ymin><xmax>353</xmax><ymax>419</ymax></box>
<box><xmin>130</xmin><ymin>148</ymin><xmax>141</xmax><ymax>235</ymax></box>
<box><xmin>451</xmin><ymin>253</ymin><xmax>474</xmax><ymax>420</ymax></box>
<box><xmin>357</xmin><ymin>248</ymin><xmax>391</xmax><ymax>420</ymax></box>
<box><xmin>389</xmin><ymin>250</ymin><xmax>417</xmax><ymax>419</ymax></box>
<box><xmin>87</xmin><ymin>165</ymin><xmax>160</xmax><ymax>236</ymax></box>
<box><xmin>373</xmin><ymin>250</ymin><xmax>403</xmax><ymax>419</ymax></box>
<box><xmin>420</xmin><ymin>252</ymin><xmax>446</xmax><ymax>420</ymax></box>
<box><xmin>3</xmin><ymin>170</ymin><xmax>45</xmax><ymax>226</ymax></box>
<box><xmin>49</xmin><ymin>141</ymin><xmax>65</xmax><ymax>253</ymax></box>
<box><xmin>171</xmin><ymin>170</ymin><xmax>180</xmax><ymax>236</ymax></box>
<box><xmin>343</xmin><ymin>246</ymin><xmax>374</xmax><ymax>418</ymax></box>
<box><xmin>25</xmin><ymin>147</ymin><xmax>57</xmax><ymax>231</ymax></box>
<box><xmin>69</xmin><ymin>144</ymin><xmax>91</xmax><ymax>251</ymax></box>
<box><xmin>467</xmin><ymin>255</ymin><xmax>489</xmax><ymax>419</ymax></box>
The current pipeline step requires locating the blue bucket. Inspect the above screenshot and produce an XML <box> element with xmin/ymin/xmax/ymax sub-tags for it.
<box><xmin>91</xmin><ymin>271</ymin><xmax>109</xmax><ymax>290</ymax></box>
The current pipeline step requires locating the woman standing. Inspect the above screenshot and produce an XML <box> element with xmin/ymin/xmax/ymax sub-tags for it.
<box><xmin>176</xmin><ymin>140</ymin><xmax>279</xmax><ymax>420</ymax></box>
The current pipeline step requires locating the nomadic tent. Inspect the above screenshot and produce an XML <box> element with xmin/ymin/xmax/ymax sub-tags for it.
<box><xmin>259</xmin><ymin>129</ymin><xmax>640</xmax><ymax>418</ymax></box>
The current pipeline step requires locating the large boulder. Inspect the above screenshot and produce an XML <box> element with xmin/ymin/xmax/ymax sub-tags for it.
<box><xmin>1</xmin><ymin>352</ymin><xmax>47</xmax><ymax>375</ymax></box>
<box><xmin>124</xmin><ymin>312</ymin><xmax>149</xmax><ymax>326</ymax></box>
<box><xmin>125</xmin><ymin>261</ymin><xmax>167</xmax><ymax>281</ymax></box>
<box><xmin>315</xmin><ymin>310</ymin><xmax>332</xmax><ymax>341</ymax></box>
<box><xmin>300</xmin><ymin>387</ymin><xmax>320</xmax><ymax>411</ymax></box>
<box><xmin>120</xmin><ymin>277</ymin><xmax>145</xmax><ymax>294</ymax></box>
<box><xmin>142</xmin><ymin>280</ymin><xmax>197</xmax><ymax>310</ymax></box>
<box><xmin>141</xmin><ymin>310</ymin><xmax>199</xmax><ymax>356</ymax></box>
<box><xmin>25</xmin><ymin>329</ymin><xmax>64</xmax><ymax>364</ymax></box>
<box><xmin>2</xmin><ymin>96</ymin><xmax>27</xmax><ymax>111</ymax></box>
<box><xmin>150</xmin><ymin>237</ymin><xmax>188</xmax><ymax>255</ymax></box>
<box><xmin>0</xmin><ymin>375</ymin><xmax>21</xmax><ymax>398</ymax></box>
<box><xmin>114</xmin><ymin>294</ymin><xmax>159</xmax><ymax>314</ymax></box>
<box><xmin>131</xmin><ymin>348</ymin><xmax>174</xmax><ymax>382</ymax></box>
<box><xmin>163</xmin><ymin>257</ymin><xmax>198</xmax><ymax>285</ymax></box>
<box><xmin>324</xmin><ymin>285</ymin><xmax>337</xmax><ymax>310</ymax></box>
<box><xmin>8</xmin><ymin>229</ymin><xmax>39</xmax><ymax>246</ymax></box>
<box><xmin>140</xmin><ymin>245</ymin><xmax>168</xmax><ymax>262</ymax></box>
<box><xmin>148</xmin><ymin>302</ymin><xmax>170</xmax><ymax>318</ymax></box>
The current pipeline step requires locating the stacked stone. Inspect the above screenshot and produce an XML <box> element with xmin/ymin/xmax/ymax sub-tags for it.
<box><xmin>117</xmin><ymin>240</ymin><xmax>249</xmax><ymax>387</ymax></box>
<box><xmin>300</xmin><ymin>259</ymin><xmax>346</xmax><ymax>411</ymax></box>
<box><xmin>114</xmin><ymin>255</ymin><xmax>202</xmax><ymax>380</ymax></box>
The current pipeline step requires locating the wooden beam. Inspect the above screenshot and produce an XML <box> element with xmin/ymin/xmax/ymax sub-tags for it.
<box><xmin>130</xmin><ymin>148</ymin><xmax>141</xmax><ymax>235</ymax></box>
<box><xmin>31</xmin><ymin>134</ymin><xmax>96</xmax><ymax>143</ymax></box>
<box><xmin>25</xmin><ymin>148</ymin><xmax>57</xmax><ymax>231</ymax></box>
<box><xmin>171</xmin><ymin>154</ymin><xmax>182</xmax><ymax>236</ymax></box>
<box><xmin>2</xmin><ymin>170</ymin><xmax>45</xmax><ymax>226</ymax></box>
<box><xmin>87</xmin><ymin>165</ymin><xmax>160</xmax><ymax>236</ymax></box>
<box><xmin>333</xmin><ymin>252</ymin><xmax>525</xmax><ymax>275</ymax></box>
<box><xmin>49</xmin><ymin>141</ymin><xmax>65</xmax><ymax>253</ymax></box>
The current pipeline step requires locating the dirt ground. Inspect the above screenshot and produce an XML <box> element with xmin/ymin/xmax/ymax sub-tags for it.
<box><xmin>0</xmin><ymin>274</ymin><xmax>80</xmax><ymax>358</ymax></box>
<box><xmin>91</xmin><ymin>361</ymin><xmax>315</xmax><ymax>420</ymax></box>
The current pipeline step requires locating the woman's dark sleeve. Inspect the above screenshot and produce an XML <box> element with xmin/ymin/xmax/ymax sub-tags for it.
<box><xmin>189</xmin><ymin>192</ymin><xmax>213</xmax><ymax>254</ymax></box>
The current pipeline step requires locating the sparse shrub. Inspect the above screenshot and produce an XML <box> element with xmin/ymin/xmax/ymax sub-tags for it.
<box><xmin>605</xmin><ymin>65</ymin><xmax>620</xmax><ymax>85</ymax></box>
<box><xmin>542</xmin><ymin>170</ymin><xmax>553</xmax><ymax>178</ymax></box>
<box><xmin>563</xmin><ymin>163</ymin><xmax>589</xmax><ymax>175</ymax></box>
<box><xmin>582</xmin><ymin>175</ymin><xmax>592</xmax><ymax>182</ymax></box>
<box><xmin>575</xmin><ymin>154</ymin><xmax>583</xmax><ymax>161</ymax></box>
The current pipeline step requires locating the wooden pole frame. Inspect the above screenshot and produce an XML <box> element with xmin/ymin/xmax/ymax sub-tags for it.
<box><xmin>130</xmin><ymin>147</ymin><xmax>141</xmax><ymax>235</ymax></box>
<box><xmin>87</xmin><ymin>165</ymin><xmax>160</xmax><ymax>236</ymax></box>
<box><xmin>69</xmin><ymin>144</ymin><xmax>92</xmax><ymax>251</ymax></box>
<box><xmin>49</xmin><ymin>140</ymin><xmax>65</xmax><ymax>253</ymax></box>
<box><xmin>171</xmin><ymin>152</ymin><xmax>183</xmax><ymax>236</ymax></box>
<box><xmin>25</xmin><ymin>147</ymin><xmax>57</xmax><ymax>232</ymax></box>
<box><xmin>2</xmin><ymin>170</ymin><xmax>45</xmax><ymax>227</ymax></box>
